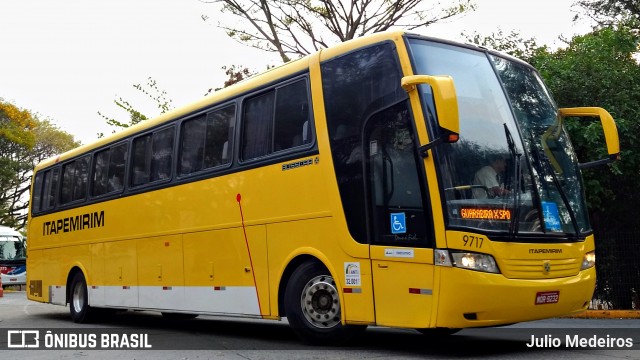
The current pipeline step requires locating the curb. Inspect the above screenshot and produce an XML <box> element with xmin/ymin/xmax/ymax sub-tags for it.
<box><xmin>566</xmin><ymin>310</ymin><xmax>640</xmax><ymax>319</ymax></box>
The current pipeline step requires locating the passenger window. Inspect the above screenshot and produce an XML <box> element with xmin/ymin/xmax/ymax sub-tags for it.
<box><xmin>274</xmin><ymin>80</ymin><xmax>311</xmax><ymax>150</ymax></box>
<box><xmin>150</xmin><ymin>128</ymin><xmax>174</xmax><ymax>181</ymax></box>
<box><xmin>31</xmin><ymin>172</ymin><xmax>43</xmax><ymax>212</ymax></box>
<box><xmin>179</xmin><ymin>105</ymin><xmax>235</xmax><ymax>175</ymax></box>
<box><xmin>131</xmin><ymin>127</ymin><xmax>175</xmax><ymax>186</ymax></box>
<box><xmin>45</xmin><ymin>168</ymin><xmax>59</xmax><ymax>210</ymax></box>
<box><xmin>108</xmin><ymin>143</ymin><xmax>127</xmax><ymax>192</ymax></box>
<box><xmin>242</xmin><ymin>78</ymin><xmax>312</xmax><ymax>161</ymax></box>
<box><xmin>60</xmin><ymin>156</ymin><xmax>90</xmax><ymax>204</ymax></box>
<box><xmin>180</xmin><ymin>115</ymin><xmax>206</xmax><ymax>175</ymax></box>
<box><xmin>242</xmin><ymin>91</ymin><xmax>275</xmax><ymax>160</ymax></box>
<box><xmin>93</xmin><ymin>149</ymin><xmax>110</xmax><ymax>196</ymax></box>
<box><xmin>204</xmin><ymin>106</ymin><xmax>235</xmax><ymax>168</ymax></box>
<box><xmin>93</xmin><ymin>142</ymin><xmax>127</xmax><ymax>196</ymax></box>
<box><xmin>132</xmin><ymin>134</ymin><xmax>152</xmax><ymax>186</ymax></box>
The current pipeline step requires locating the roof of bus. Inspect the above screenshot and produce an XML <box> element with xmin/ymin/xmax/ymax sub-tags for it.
<box><xmin>32</xmin><ymin>30</ymin><xmax>527</xmax><ymax>172</ymax></box>
<box><xmin>33</xmin><ymin>31</ymin><xmax>416</xmax><ymax>172</ymax></box>
<box><xmin>0</xmin><ymin>226</ymin><xmax>23</xmax><ymax>239</ymax></box>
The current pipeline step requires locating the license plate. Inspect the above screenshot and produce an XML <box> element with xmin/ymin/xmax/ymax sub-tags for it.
<box><xmin>535</xmin><ymin>291</ymin><xmax>559</xmax><ymax>305</ymax></box>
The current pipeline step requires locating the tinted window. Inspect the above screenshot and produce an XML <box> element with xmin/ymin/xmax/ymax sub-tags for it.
<box><xmin>31</xmin><ymin>172</ymin><xmax>43</xmax><ymax>212</ymax></box>
<box><xmin>60</xmin><ymin>156</ymin><xmax>90</xmax><ymax>204</ymax></box>
<box><xmin>150</xmin><ymin>128</ymin><xmax>174</xmax><ymax>181</ymax></box>
<box><xmin>242</xmin><ymin>79</ymin><xmax>311</xmax><ymax>161</ymax></box>
<box><xmin>180</xmin><ymin>105</ymin><xmax>235</xmax><ymax>175</ymax></box>
<box><xmin>274</xmin><ymin>80</ymin><xmax>311</xmax><ymax>150</ymax></box>
<box><xmin>131</xmin><ymin>127</ymin><xmax>175</xmax><ymax>186</ymax></box>
<box><xmin>243</xmin><ymin>91</ymin><xmax>275</xmax><ymax>160</ymax></box>
<box><xmin>132</xmin><ymin>134</ymin><xmax>151</xmax><ymax>186</ymax></box>
<box><xmin>93</xmin><ymin>142</ymin><xmax>127</xmax><ymax>196</ymax></box>
<box><xmin>321</xmin><ymin>43</ymin><xmax>405</xmax><ymax>244</ymax></box>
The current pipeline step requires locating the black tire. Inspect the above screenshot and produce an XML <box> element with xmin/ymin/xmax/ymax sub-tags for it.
<box><xmin>284</xmin><ymin>261</ymin><xmax>366</xmax><ymax>345</ymax></box>
<box><xmin>69</xmin><ymin>272</ymin><xmax>95</xmax><ymax>323</ymax></box>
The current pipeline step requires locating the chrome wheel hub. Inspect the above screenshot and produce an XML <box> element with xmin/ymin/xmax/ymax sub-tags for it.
<box><xmin>300</xmin><ymin>275</ymin><xmax>341</xmax><ymax>328</ymax></box>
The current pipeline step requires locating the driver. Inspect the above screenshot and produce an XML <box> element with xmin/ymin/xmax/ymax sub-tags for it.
<box><xmin>473</xmin><ymin>155</ymin><xmax>510</xmax><ymax>199</ymax></box>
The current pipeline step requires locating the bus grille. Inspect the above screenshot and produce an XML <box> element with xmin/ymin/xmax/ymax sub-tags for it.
<box><xmin>500</xmin><ymin>258</ymin><xmax>581</xmax><ymax>279</ymax></box>
<box><xmin>29</xmin><ymin>280</ymin><xmax>43</xmax><ymax>297</ymax></box>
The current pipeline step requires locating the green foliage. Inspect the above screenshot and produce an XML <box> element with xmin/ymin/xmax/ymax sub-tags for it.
<box><xmin>576</xmin><ymin>0</ymin><xmax>640</xmax><ymax>30</ymax></box>
<box><xmin>98</xmin><ymin>77</ymin><xmax>173</xmax><ymax>137</ymax></box>
<box><xmin>529</xmin><ymin>26</ymin><xmax>640</xmax><ymax>229</ymax></box>
<box><xmin>465</xmin><ymin>29</ymin><xmax>543</xmax><ymax>62</ymax></box>
<box><xmin>0</xmin><ymin>100</ymin><xmax>78</xmax><ymax>229</ymax></box>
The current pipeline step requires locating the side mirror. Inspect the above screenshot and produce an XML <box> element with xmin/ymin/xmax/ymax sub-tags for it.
<box><xmin>401</xmin><ymin>75</ymin><xmax>459</xmax><ymax>155</ymax></box>
<box><xmin>559</xmin><ymin>107</ymin><xmax>620</xmax><ymax>168</ymax></box>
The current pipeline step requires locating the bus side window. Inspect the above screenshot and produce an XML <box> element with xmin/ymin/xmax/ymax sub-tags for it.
<box><xmin>131</xmin><ymin>134</ymin><xmax>152</xmax><ymax>186</ymax></box>
<box><xmin>60</xmin><ymin>156</ymin><xmax>90</xmax><ymax>205</ymax></box>
<box><xmin>243</xmin><ymin>91</ymin><xmax>275</xmax><ymax>160</ymax></box>
<box><xmin>108</xmin><ymin>143</ymin><xmax>127</xmax><ymax>192</ymax></box>
<box><xmin>274</xmin><ymin>79</ymin><xmax>311</xmax><ymax>151</ymax></box>
<box><xmin>150</xmin><ymin>127</ymin><xmax>175</xmax><ymax>181</ymax></box>
<box><xmin>204</xmin><ymin>105</ymin><xmax>235</xmax><ymax>168</ymax></box>
<box><xmin>180</xmin><ymin>115</ymin><xmax>207</xmax><ymax>175</ymax></box>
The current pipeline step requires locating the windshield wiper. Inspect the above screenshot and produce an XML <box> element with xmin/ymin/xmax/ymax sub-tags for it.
<box><xmin>504</xmin><ymin>124</ymin><xmax>522</xmax><ymax>240</ymax></box>
<box><xmin>529</xmin><ymin>129</ymin><xmax>581</xmax><ymax>236</ymax></box>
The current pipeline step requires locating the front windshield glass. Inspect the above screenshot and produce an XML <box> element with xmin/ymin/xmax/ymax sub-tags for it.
<box><xmin>491</xmin><ymin>55</ymin><xmax>590</xmax><ymax>234</ymax></box>
<box><xmin>407</xmin><ymin>38</ymin><xmax>590</xmax><ymax>238</ymax></box>
<box><xmin>0</xmin><ymin>236</ymin><xmax>26</xmax><ymax>260</ymax></box>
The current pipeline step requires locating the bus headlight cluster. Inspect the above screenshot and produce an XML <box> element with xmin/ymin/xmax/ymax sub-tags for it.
<box><xmin>581</xmin><ymin>250</ymin><xmax>596</xmax><ymax>270</ymax></box>
<box><xmin>435</xmin><ymin>249</ymin><xmax>500</xmax><ymax>274</ymax></box>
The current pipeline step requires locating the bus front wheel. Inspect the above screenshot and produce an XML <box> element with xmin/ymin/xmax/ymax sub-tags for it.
<box><xmin>69</xmin><ymin>272</ymin><xmax>95</xmax><ymax>323</ymax></box>
<box><xmin>284</xmin><ymin>261</ymin><xmax>365</xmax><ymax>345</ymax></box>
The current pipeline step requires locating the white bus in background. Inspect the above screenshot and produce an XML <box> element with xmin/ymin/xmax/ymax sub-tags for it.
<box><xmin>0</xmin><ymin>226</ymin><xmax>26</xmax><ymax>288</ymax></box>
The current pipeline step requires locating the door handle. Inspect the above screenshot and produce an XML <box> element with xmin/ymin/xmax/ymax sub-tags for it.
<box><xmin>377</xmin><ymin>263</ymin><xmax>389</xmax><ymax>269</ymax></box>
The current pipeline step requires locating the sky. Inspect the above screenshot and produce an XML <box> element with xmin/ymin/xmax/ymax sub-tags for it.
<box><xmin>0</xmin><ymin>0</ymin><xmax>595</xmax><ymax>145</ymax></box>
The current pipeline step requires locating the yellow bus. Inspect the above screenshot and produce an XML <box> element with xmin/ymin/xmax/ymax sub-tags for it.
<box><xmin>27</xmin><ymin>31</ymin><xmax>619</xmax><ymax>345</ymax></box>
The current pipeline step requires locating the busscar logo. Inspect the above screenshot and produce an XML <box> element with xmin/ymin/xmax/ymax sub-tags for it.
<box><xmin>8</xmin><ymin>330</ymin><xmax>40</xmax><ymax>348</ymax></box>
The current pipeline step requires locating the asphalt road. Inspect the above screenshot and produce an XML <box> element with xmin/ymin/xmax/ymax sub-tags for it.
<box><xmin>1</xmin><ymin>291</ymin><xmax>639</xmax><ymax>359</ymax></box>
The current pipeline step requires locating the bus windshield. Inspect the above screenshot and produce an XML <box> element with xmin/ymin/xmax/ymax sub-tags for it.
<box><xmin>408</xmin><ymin>38</ymin><xmax>590</xmax><ymax>239</ymax></box>
<box><xmin>0</xmin><ymin>235</ymin><xmax>26</xmax><ymax>261</ymax></box>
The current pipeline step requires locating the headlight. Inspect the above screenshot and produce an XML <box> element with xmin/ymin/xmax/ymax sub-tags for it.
<box><xmin>581</xmin><ymin>250</ymin><xmax>596</xmax><ymax>270</ymax></box>
<box><xmin>435</xmin><ymin>249</ymin><xmax>500</xmax><ymax>274</ymax></box>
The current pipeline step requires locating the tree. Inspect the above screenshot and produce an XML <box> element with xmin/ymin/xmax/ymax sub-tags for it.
<box><xmin>98</xmin><ymin>77</ymin><xmax>173</xmax><ymax>136</ymax></box>
<box><xmin>529</xmin><ymin>27</ymin><xmax>640</xmax><ymax>309</ymax></box>
<box><xmin>0</xmin><ymin>100</ymin><xmax>78</xmax><ymax>229</ymax></box>
<box><xmin>209</xmin><ymin>0</ymin><xmax>476</xmax><ymax>62</ymax></box>
<box><xmin>576</xmin><ymin>0</ymin><xmax>640</xmax><ymax>29</ymax></box>
<box><xmin>205</xmin><ymin>65</ymin><xmax>259</xmax><ymax>96</ymax></box>
<box><xmin>465</xmin><ymin>29</ymin><xmax>541</xmax><ymax>62</ymax></box>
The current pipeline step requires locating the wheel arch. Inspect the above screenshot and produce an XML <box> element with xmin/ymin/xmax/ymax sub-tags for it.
<box><xmin>277</xmin><ymin>252</ymin><xmax>342</xmax><ymax>318</ymax></box>
<box><xmin>66</xmin><ymin>265</ymin><xmax>86</xmax><ymax>305</ymax></box>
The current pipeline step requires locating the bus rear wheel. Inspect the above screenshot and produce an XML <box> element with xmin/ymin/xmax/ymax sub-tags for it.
<box><xmin>69</xmin><ymin>271</ymin><xmax>95</xmax><ymax>323</ymax></box>
<box><xmin>284</xmin><ymin>261</ymin><xmax>365</xmax><ymax>345</ymax></box>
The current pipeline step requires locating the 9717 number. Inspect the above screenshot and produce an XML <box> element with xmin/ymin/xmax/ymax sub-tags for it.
<box><xmin>462</xmin><ymin>235</ymin><xmax>484</xmax><ymax>248</ymax></box>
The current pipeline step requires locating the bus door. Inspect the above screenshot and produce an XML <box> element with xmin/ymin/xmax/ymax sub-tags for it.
<box><xmin>365</xmin><ymin>101</ymin><xmax>435</xmax><ymax>328</ymax></box>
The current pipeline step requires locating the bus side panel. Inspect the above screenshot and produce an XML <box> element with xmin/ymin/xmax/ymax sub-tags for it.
<box><xmin>182</xmin><ymin>226</ymin><xmax>267</xmax><ymax>316</ymax></box>
<box><xmin>26</xmin><ymin>249</ymin><xmax>45</xmax><ymax>302</ymax></box>
<box><xmin>89</xmin><ymin>243</ymin><xmax>106</xmax><ymax>306</ymax></box>
<box><xmin>137</xmin><ymin>234</ymin><xmax>184</xmax><ymax>310</ymax></box>
<box><xmin>267</xmin><ymin>217</ymin><xmax>375</xmax><ymax>324</ymax></box>
<box><xmin>103</xmin><ymin>240</ymin><xmax>138</xmax><ymax>308</ymax></box>
<box><xmin>46</xmin><ymin>245</ymin><xmax>91</xmax><ymax>305</ymax></box>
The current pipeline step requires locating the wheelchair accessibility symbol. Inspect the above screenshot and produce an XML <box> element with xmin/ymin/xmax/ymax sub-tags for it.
<box><xmin>390</xmin><ymin>213</ymin><xmax>406</xmax><ymax>234</ymax></box>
